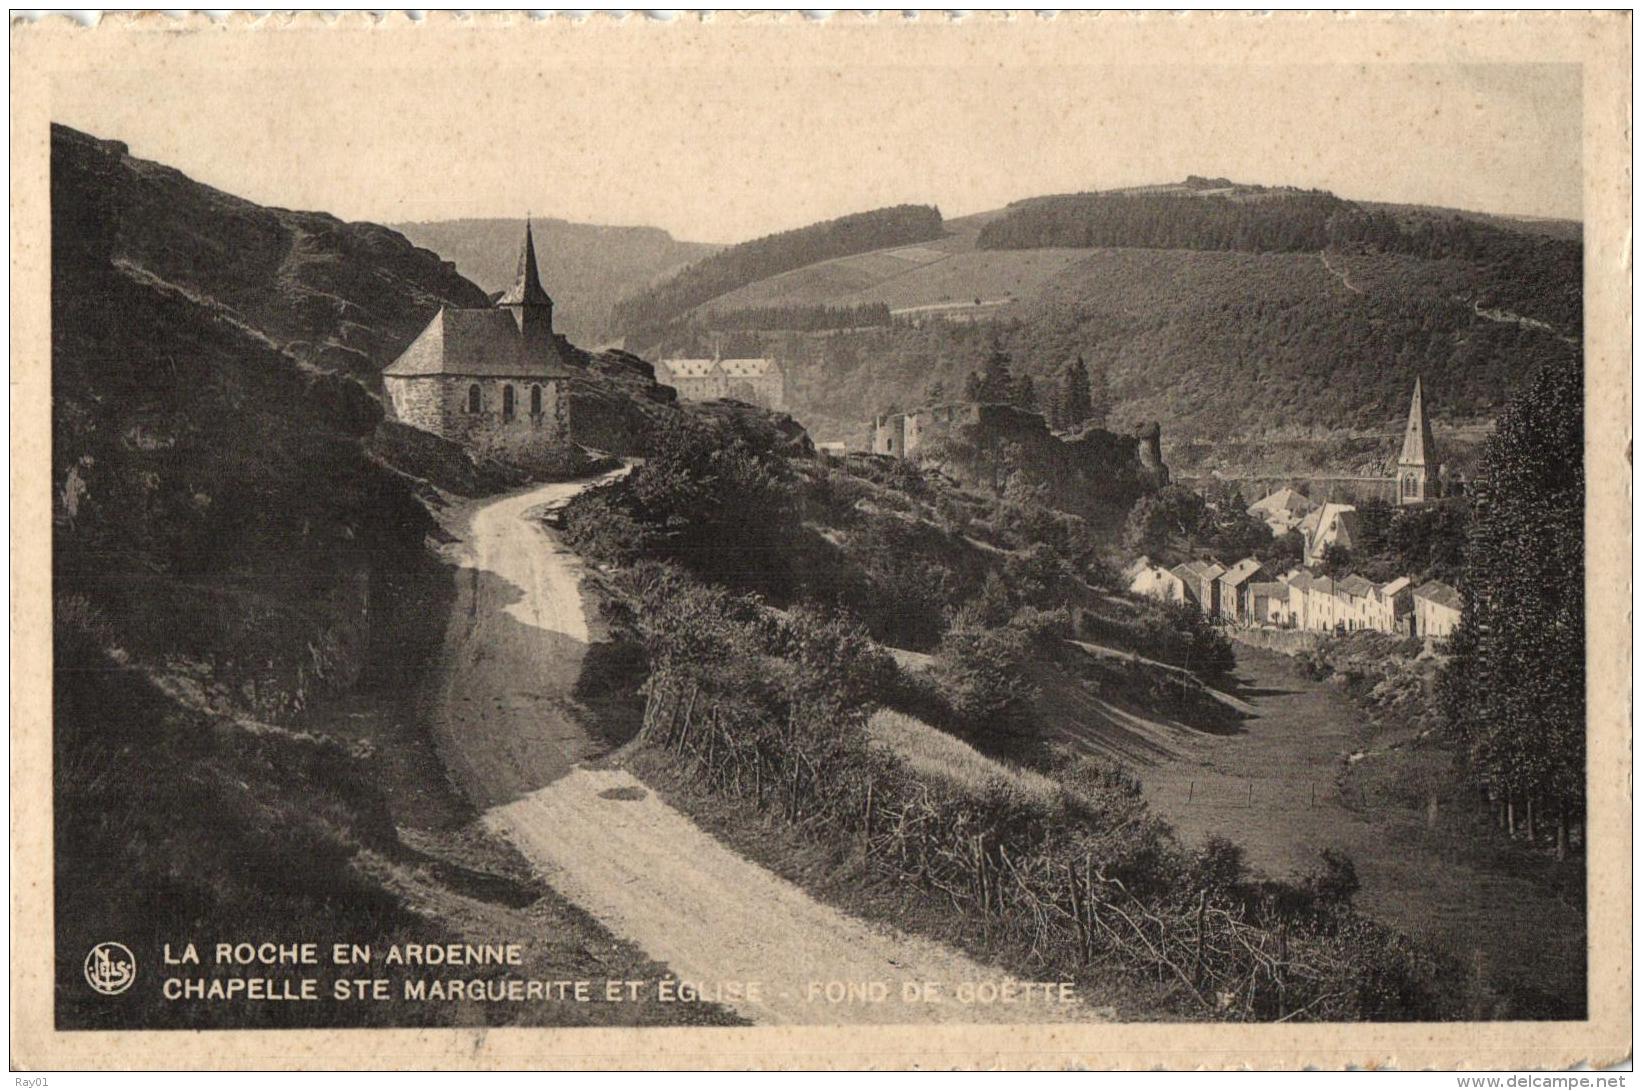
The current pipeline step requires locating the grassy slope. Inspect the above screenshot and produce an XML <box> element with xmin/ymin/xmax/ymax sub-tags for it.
<box><xmin>56</xmin><ymin>124</ymin><xmax>491</xmax><ymax>386</ymax></box>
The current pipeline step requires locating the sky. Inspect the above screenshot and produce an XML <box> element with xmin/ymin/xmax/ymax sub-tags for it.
<box><xmin>53</xmin><ymin>56</ymin><xmax>1582</xmax><ymax>245</ymax></box>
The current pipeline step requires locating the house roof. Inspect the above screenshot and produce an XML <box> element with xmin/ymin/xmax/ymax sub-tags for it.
<box><xmin>1220</xmin><ymin>558</ymin><xmax>1266</xmax><ymax>586</ymax></box>
<box><xmin>1249</xmin><ymin>581</ymin><xmax>1289</xmax><ymax>599</ymax></box>
<box><xmin>719</xmin><ymin>357</ymin><xmax>778</xmax><ymax>378</ymax></box>
<box><xmin>1285</xmin><ymin>571</ymin><xmax>1314</xmax><ymax>592</ymax></box>
<box><xmin>657</xmin><ymin>358</ymin><xmax>719</xmax><ymax>380</ymax></box>
<box><xmin>1336</xmin><ymin>575</ymin><xmax>1375</xmax><ymax>598</ymax></box>
<box><xmin>1170</xmin><ymin>562</ymin><xmax>1202</xmax><ymax>583</ymax></box>
<box><xmin>656</xmin><ymin>357</ymin><xmax>781</xmax><ymax>381</ymax></box>
<box><xmin>1414</xmin><ymin>580</ymin><xmax>1463</xmax><ymax>610</ymax></box>
<box><xmin>1309</xmin><ymin>576</ymin><xmax>1336</xmax><ymax>595</ymax></box>
<box><xmin>382</xmin><ymin>308</ymin><xmax>575</xmax><ymax>379</ymax></box>
<box><xmin>1198</xmin><ymin>561</ymin><xmax>1227</xmax><ymax>581</ymax></box>
<box><xmin>1248</xmin><ymin>487</ymin><xmax>1315</xmax><ymax>519</ymax></box>
<box><xmin>1380</xmin><ymin>576</ymin><xmax>1413</xmax><ymax>597</ymax></box>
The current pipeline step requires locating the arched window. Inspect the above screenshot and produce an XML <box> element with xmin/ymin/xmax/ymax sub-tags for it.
<box><xmin>502</xmin><ymin>385</ymin><xmax>516</xmax><ymax>419</ymax></box>
<box><xmin>1403</xmin><ymin>473</ymin><xmax>1418</xmax><ymax>500</ymax></box>
<box><xmin>467</xmin><ymin>384</ymin><xmax>482</xmax><ymax>414</ymax></box>
<box><xmin>530</xmin><ymin>385</ymin><xmax>543</xmax><ymax>417</ymax></box>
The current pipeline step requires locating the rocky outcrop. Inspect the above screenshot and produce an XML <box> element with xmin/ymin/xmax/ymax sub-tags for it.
<box><xmin>873</xmin><ymin>402</ymin><xmax>1166</xmax><ymax>526</ymax></box>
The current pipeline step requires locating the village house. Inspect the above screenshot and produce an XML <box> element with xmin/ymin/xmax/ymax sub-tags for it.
<box><xmin>1216</xmin><ymin>558</ymin><xmax>1269</xmax><ymax>624</ymax></box>
<box><xmin>382</xmin><ymin>219</ymin><xmax>579</xmax><ymax>462</ymax></box>
<box><xmin>1248</xmin><ymin>580</ymin><xmax>1291</xmax><ymax>626</ymax></box>
<box><xmin>1126</xmin><ymin>557</ymin><xmax>1188</xmax><ymax>603</ymax></box>
<box><xmin>1366</xmin><ymin>576</ymin><xmax>1414</xmax><ymax>635</ymax></box>
<box><xmin>1172</xmin><ymin>559</ymin><xmax>1226</xmax><ymax>618</ymax></box>
<box><xmin>1334</xmin><ymin>575</ymin><xmax>1378</xmax><ymax>631</ymax></box>
<box><xmin>1247</xmin><ymin>486</ymin><xmax>1316</xmax><ymax>535</ymax></box>
<box><xmin>1300</xmin><ymin>502</ymin><xmax>1362</xmax><ymax>567</ymax></box>
<box><xmin>655</xmin><ymin>355</ymin><xmax>785</xmax><ymax>411</ymax></box>
<box><xmin>1413</xmin><ymin>580</ymin><xmax>1464</xmax><ymax>641</ymax></box>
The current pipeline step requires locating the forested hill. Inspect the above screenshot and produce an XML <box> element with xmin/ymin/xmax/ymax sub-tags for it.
<box><xmin>609</xmin><ymin>204</ymin><xmax>944</xmax><ymax>340</ymax></box>
<box><xmin>976</xmin><ymin>182</ymin><xmax>1351</xmax><ymax>253</ymax></box>
<box><xmin>391</xmin><ymin>217</ymin><xmax>719</xmax><ymax>345</ymax></box>
<box><xmin>977</xmin><ymin>183</ymin><xmax>1581</xmax><ymax>334</ymax></box>
<box><xmin>618</xmin><ymin>178</ymin><xmax>1580</xmax><ymax>466</ymax></box>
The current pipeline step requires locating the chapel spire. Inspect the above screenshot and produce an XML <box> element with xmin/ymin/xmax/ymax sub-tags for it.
<box><xmin>498</xmin><ymin>216</ymin><xmax>552</xmax><ymax>308</ymax></box>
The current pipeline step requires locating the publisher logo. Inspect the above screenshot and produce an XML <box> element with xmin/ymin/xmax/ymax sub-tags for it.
<box><xmin>84</xmin><ymin>942</ymin><xmax>136</xmax><ymax>996</ymax></box>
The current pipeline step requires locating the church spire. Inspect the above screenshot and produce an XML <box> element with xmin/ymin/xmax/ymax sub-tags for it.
<box><xmin>498</xmin><ymin>216</ymin><xmax>552</xmax><ymax>308</ymax></box>
<box><xmin>1396</xmin><ymin>376</ymin><xmax>1440</xmax><ymax>505</ymax></box>
<box><xmin>1398</xmin><ymin>376</ymin><xmax>1436</xmax><ymax>468</ymax></box>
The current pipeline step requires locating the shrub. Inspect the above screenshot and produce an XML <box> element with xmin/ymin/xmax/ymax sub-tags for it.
<box><xmin>629</xmin><ymin>566</ymin><xmax>1468</xmax><ymax>1022</ymax></box>
<box><xmin>930</xmin><ymin>620</ymin><xmax>1039</xmax><ymax>739</ymax></box>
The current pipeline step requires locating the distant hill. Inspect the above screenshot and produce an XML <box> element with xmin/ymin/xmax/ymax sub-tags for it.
<box><xmin>609</xmin><ymin>204</ymin><xmax>945</xmax><ymax>341</ymax></box>
<box><xmin>617</xmin><ymin>179</ymin><xmax>1581</xmax><ymax>471</ymax></box>
<box><xmin>391</xmin><ymin>217</ymin><xmax>718</xmax><ymax>345</ymax></box>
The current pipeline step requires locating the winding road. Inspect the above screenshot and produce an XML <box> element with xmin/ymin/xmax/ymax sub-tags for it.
<box><xmin>428</xmin><ymin>476</ymin><xmax>1099</xmax><ymax>1024</ymax></box>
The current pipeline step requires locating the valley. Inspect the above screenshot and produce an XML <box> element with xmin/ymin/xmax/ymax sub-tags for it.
<box><xmin>49</xmin><ymin>122</ymin><xmax>1587</xmax><ymax>1029</ymax></box>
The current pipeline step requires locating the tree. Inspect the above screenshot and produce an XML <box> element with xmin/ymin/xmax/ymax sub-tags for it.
<box><xmin>1059</xmin><ymin>356</ymin><xmax>1093</xmax><ymax>429</ymax></box>
<box><xmin>965</xmin><ymin>342</ymin><xmax>1015</xmax><ymax>404</ymax></box>
<box><xmin>1438</xmin><ymin>359</ymin><xmax>1584</xmax><ymax>857</ymax></box>
<box><xmin>924</xmin><ymin>378</ymin><xmax>946</xmax><ymax>405</ymax></box>
<box><xmin>1087</xmin><ymin>357</ymin><xmax>1112</xmax><ymax>430</ymax></box>
<box><xmin>1010</xmin><ymin>373</ymin><xmax>1038</xmax><ymax>412</ymax></box>
<box><xmin>1122</xmin><ymin>485</ymin><xmax>1209</xmax><ymax>557</ymax></box>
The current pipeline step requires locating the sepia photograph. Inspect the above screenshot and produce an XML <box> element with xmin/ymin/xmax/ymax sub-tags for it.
<box><xmin>9</xmin><ymin>9</ymin><xmax>1632</xmax><ymax>1072</ymax></box>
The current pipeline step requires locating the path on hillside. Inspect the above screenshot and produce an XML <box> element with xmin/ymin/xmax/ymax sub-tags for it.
<box><xmin>429</xmin><ymin>478</ymin><xmax>1098</xmax><ymax>1025</ymax></box>
<box><xmin>1319</xmin><ymin>249</ymin><xmax>1365</xmax><ymax>295</ymax></box>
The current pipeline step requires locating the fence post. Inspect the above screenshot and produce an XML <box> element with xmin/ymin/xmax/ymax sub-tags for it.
<box><xmin>1193</xmin><ymin>889</ymin><xmax>1206</xmax><ymax>988</ymax></box>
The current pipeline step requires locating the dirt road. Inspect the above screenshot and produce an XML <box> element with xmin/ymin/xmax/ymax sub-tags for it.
<box><xmin>434</xmin><ymin>478</ymin><xmax>1098</xmax><ymax>1025</ymax></box>
<box><xmin>429</xmin><ymin>477</ymin><xmax>621</xmax><ymax>807</ymax></box>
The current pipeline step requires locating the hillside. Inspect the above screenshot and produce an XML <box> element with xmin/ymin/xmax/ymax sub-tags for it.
<box><xmin>53</xmin><ymin>125</ymin><xmax>490</xmax><ymax>388</ymax></box>
<box><xmin>609</xmin><ymin>203</ymin><xmax>945</xmax><ymax>339</ymax></box>
<box><xmin>620</xmin><ymin>180</ymin><xmax>1581</xmax><ymax>468</ymax></box>
<box><xmin>49</xmin><ymin>125</ymin><xmax>731</xmax><ymax>1029</ymax></box>
<box><xmin>391</xmin><ymin>217</ymin><xmax>719</xmax><ymax>345</ymax></box>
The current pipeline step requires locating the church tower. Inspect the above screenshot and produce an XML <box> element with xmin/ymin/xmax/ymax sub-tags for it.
<box><xmin>1396</xmin><ymin>376</ymin><xmax>1440</xmax><ymax>505</ymax></box>
<box><xmin>498</xmin><ymin>217</ymin><xmax>555</xmax><ymax>357</ymax></box>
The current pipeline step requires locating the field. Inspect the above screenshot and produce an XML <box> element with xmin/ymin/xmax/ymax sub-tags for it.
<box><xmin>1054</xmin><ymin>641</ymin><xmax>1586</xmax><ymax>1019</ymax></box>
<box><xmin>698</xmin><ymin>243</ymin><xmax>1095</xmax><ymax>317</ymax></box>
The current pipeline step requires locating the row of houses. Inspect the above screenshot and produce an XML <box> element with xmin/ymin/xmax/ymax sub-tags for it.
<box><xmin>1126</xmin><ymin>555</ymin><xmax>1463</xmax><ymax>641</ymax></box>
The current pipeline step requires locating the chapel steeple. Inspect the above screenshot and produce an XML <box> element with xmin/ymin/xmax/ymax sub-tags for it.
<box><xmin>498</xmin><ymin>217</ymin><xmax>555</xmax><ymax>352</ymax></box>
<box><xmin>1396</xmin><ymin>376</ymin><xmax>1440</xmax><ymax>505</ymax></box>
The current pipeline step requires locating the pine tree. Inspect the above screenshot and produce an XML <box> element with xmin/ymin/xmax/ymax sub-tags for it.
<box><xmin>966</xmin><ymin>343</ymin><xmax>1016</xmax><ymax>404</ymax></box>
<box><xmin>1438</xmin><ymin>358</ymin><xmax>1584</xmax><ymax>856</ymax></box>
<box><xmin>1087</xmin><ymin>357</ymin><xmax>1112</xmax><ymax>429</ymax></box>
<box><xmin>1059</xmin><ymin>355</ymin><xmax>1093</xmax><ymax>429</ymax></box>
<box><xmin>1011</xmin><ymin>374</ymin><xmax>1038</xmax><ymax>412</ymax></box>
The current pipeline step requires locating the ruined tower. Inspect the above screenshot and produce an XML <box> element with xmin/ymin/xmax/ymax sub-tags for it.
<box><xmin>497</xmin><ymin>217</ymin><xmax>555</xmax><ymax>356</ymax></box>
<box><xmin>1396</xmin><ymin>376</ymin><xmax>1440</xmax><ymax>505</ymax></box>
